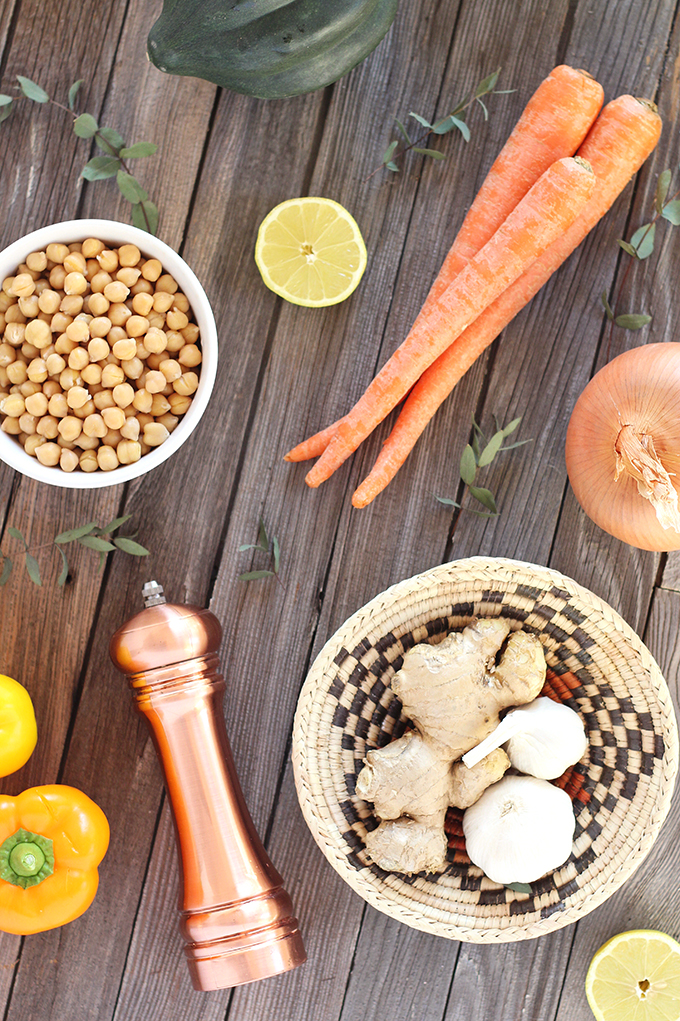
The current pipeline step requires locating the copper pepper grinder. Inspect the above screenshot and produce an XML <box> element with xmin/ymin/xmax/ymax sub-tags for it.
<box><xmin>109</xmin><ymin>581</ymin><xmax>306</xmax><ymax>992</ymax></box>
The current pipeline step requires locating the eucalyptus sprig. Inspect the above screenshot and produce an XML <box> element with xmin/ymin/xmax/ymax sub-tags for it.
<box><xmin>436</xmin><ymin>415</ymin><xmax>529</xmax><ymax>516</ymax></box>
<box><xmin>602</xmin><ymin>167</ymin><xmax>680</xmax><ymax>330</ymax></box>
<box><xmin>372</xmin><ymin>69</ymin><xmax>508</xmax><ymax>178</ymax></box>
<box><xmin>0</xmin><ymin>515</ymin><xmax>150</xmax><ymax>588</ymax></box>
<box><xmin>238</xmin><ymin>518</ymin><xmax>282</xmax><ymax>583</ymax></box>
<box><xmin>0</xmin><ymin>76</ymin><xmax>159</xmax><ymax>234</ymax></box>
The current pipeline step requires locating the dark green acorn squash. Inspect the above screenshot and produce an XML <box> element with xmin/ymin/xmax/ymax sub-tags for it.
<box><xmin>147</xmin><ymin>0</ymin><xmax>400</xmax><ymax>100</ymax></box>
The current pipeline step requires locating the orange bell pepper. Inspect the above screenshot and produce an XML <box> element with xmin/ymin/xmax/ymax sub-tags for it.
<box><xmin>0</xmin><ymin>785</ymin><xmax>109</xmax><ymax>935</ymax></box>
<box><xmin>0</xmin><ymin>674</ymin><xmax>37</xmax><ymax>777</ymax></box>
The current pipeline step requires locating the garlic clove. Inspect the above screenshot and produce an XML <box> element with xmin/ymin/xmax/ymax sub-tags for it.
<box><xmin>462</xmin><ymin>774</ymin><xmax>575</xmax><ymax>885</ymax></box>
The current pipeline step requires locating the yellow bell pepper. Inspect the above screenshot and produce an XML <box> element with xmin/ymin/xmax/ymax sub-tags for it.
<box><xmin>0</xmin><ymin>785</ymin><xmax>109</xmax><ymax>935</ymax></box>
<box><xmin>0</xmin><ymin>674</ymin><xmax>37</xmax><ymax>777</ymax></box>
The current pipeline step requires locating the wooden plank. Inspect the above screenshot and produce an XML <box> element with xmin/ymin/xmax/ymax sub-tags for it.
<box><xmin>554</xmin><ymin>584</ymin><xmax>680</xmax><ymax>1019</ymax></box>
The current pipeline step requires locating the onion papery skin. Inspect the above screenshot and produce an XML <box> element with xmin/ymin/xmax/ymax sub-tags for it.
<box><xmin>565</xmin><ymin>343</ymin><xmax>680</xmax><ymax>551</ymax></box>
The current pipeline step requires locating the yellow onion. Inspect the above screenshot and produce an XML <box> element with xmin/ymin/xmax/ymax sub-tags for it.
<box><xmin>565</xmin><ymin>343</ymin><xmax>680</xmax><ymax>551</ymax></box>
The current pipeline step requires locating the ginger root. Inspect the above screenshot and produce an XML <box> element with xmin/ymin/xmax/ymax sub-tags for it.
<box><xmin>357</xmin><ymin>619</ymin><xmax>546</xmax><ymax>875</ymax></box>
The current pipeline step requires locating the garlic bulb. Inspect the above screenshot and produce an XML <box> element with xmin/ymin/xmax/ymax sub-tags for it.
<box><xmin>461</xmin><ymin>696</ymin><xmax>587</xmax><ymax>779</ymax></box>
<box><xmin>462</xmin><ymin>775</ymin><xmax>575</xmax><ymax>884</ymax></box>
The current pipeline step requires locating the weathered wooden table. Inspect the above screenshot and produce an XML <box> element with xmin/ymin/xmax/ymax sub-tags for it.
<box><xmin>1</xmin><ymin>0</ymin><xmax>679</xmax><ymax>1018</ymax></box>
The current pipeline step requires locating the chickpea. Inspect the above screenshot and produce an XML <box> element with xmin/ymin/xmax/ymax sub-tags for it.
<box><xmin>82</xmin><ymin>238</ymin><xmax>105</xmax><ymax>259</ymax></box>
<box><xmin>59</xmin><ymin>448</ymin><xmax>80</xmax><ymax>472</ymax></box>
<box><xmin>152</xmin><ymin>290</ymin><xmax>174</xmax><ymax>314</ymax></box>
<box><xmin>18</xmin><ymin>413</ymin><xmax>36</xmax><ymax>434</ymax></box>
<box><xmin>112</xmin><ymin>337</ymin><xmax>137</xmax><ymax>361</ymax></box>
<box><xmin>141</xmin><ymin>258</ymin><xmax>162</xmax><ymax>281</ymax></box>
<box><xmin>63</xmin><ymin>251</ymin><xmax>87</xmax><ymax>275</ymax></box>
<box><xmin>51</xmin><ymin>312</ymin><xmax>73</xmax><ymax>334</ymax></box>
<box><xmin>1</xmin><ymin>393</ymin><xmax>25</xmax><ymax>417</ymax></box>
<box><xmin>58</xmin><ymin>416</ymin><xmax>82</xmax><ymax>442</ymax></box>
<box><xmin>144</xmin><ymin>370</ymin><xmax>166</xmax><ymax>394</ymax></box>
<box><xmin>4</xmin><ymin>322</ymin><xmax>26</xmax><ymax>347</ymax></box>
<box><xmin>25</xmin><ymin>434</ymin><xmax>45</xmax><ymax>456</ymax></box>
<box><xmin>64</xmin><ymin>272</ymin><xmax>88</xmax><ymax>295</ymax></box>
<box><xmin>81</xmin><ymin>362</ymin><xmax>102</xmax><ymax>386</ymax></box>
<box><xmin>21</xmin><ymin>343</ymin><xmax>39</xmax><ymax>362</ymax></box>
<box><xmin>157</xmin><ymin>413</ymin><xmax>179</xmax><ymax>433</ymax></box>
<box><xmin>125</xmin><ymin>315</ymin><xmax>149</xmax><ymax>338</ymax></box>
<box><xmin>97</xmin><ymin>249</ymin><xmax>119</xmax><ymax>273</ymax></box>
<box><xmin>117</xmin><ymin>439</ymin><xmax>141</xmax><ymax>464</ymax></box>
<box><xmin>67</xmin><ymin>386</ymin><xmax>91</xmax><ymax>410</ymax></box>
<box><xmin>46</xmin><ymin>243</ymin><xmax>69</xmax><ymax>264</ymax></box>
<box><xmin>173</xmin><ymin>372</ymin><xmax>199</xmax><ymax>396</ymax></box>
<box><xmin>19</xmin><ymin>380</ymin><xmax>41</xmax><ymax>398</ymax></box>
<box><xmin>60</xmin><ymin>294</ymin><xmax>84</xmax><ymax>317</ymax></box>
<box><xmin>131</xmin><ymin>278</ymin><xmax>154</xmax><ymax>296</ymax></box>
<box><xmin>82</xmin><ymin>413</ymin><xmax>107</xmax><ymax>438</ymax></box>
<box><xmin>89</xmin><ymin>270</ymin><xmax>113</xmax><ymax>293</ymax></box>
<box><xmin>19</xmin><ymin>295</ymin><xmax>40</xmax><ymax>318</ymax></box>
<box><xmin>179</xmin><ymin>344</ymin><xmax>202</xmax><ymax>367</ymax></box>
<box><xmin>24</xmin><ymin>392</ymin><xmax>48</xmax><ymax>417</ymax></box>
<box><xmin>74</xmin><ymin>433</ymin><xmax>99</xmax><ymax>450</ymax></box>
<box><xmin>132</xmin><ymin>389</ymin><xmax>152</xmax><ymax>414</ymax></box>
<box><xmin>5</xmin><ymin>305</ymin><xmax>26</xmax><ymax>325</ymax></box>
<box><xmin>143</xmin><ymin>421</ymin><xmax>169</xmax><ymax>446</ymax></box>
<box><xmin>26</xmin><ymin>251</ymin><xmax>48</xmax><ymax>273</ymax></box>
<box><xmin>166</xmin><ymin>308</ymin><xmax>189</xmax><ymax>331</ymax></box>
<box><xmin>79</xmin><ymin>449</ymin><xmax>99</xmax><ymax>472</ymax></box>
<box><xmin>164</xmin><ymin>330</ymin><xmax>185</xmax><ymax>353</ymax></box>
<box><xmin>146</xmin><ymin>311</ymin><xmax>166</xmax><ymax>330</ymax></box>
<box><xmin>66</xmin><ymin>319</ymin><xmax>90</xmax><ymax>345</ymax></box>
<box><xmin>108</xmin><ymin>302</ymin><xmax>132</xmax><ymax>327</ymax></box>
<box><xmin>38</xmin><ymin>289</ymin><xmax>61</xmax><ymax>314</ymax></box>
<box><xmin>120</xmin><ymin>417</ymin><xmax>140</xmax><ymax>441</ymax></box>
<box><xmin>11</xmin><ymin>273</ymin><xmax>36</xmax><ymax>298</ymax></box>
<box><xmin>101</xmin><ymin>405</ymin><xmax>126</xmax><ymax>431</ymax></box>
<box><xmin>35</xmin><ymin>442</ymin><xmax>61</xmax><ymax>466</ymax></box>
<box><xmin>54</xmin><ymin>335</ymin><xmax>78</xmax><ymax>356</ymax></box>
<box><xmin>103</xmin><ymin>280</ymin><xmax>129</xmax><ymax>304</ymax></box>
<box><xmin>143</xmin><ymin>327</ymin><xmax>167</xmax><ymax>354</ymax></box>
<box><xmin>159</xmin><ymin>358</ymin><xmax>182</xmax><ymax>383</ymax></box>
<box><xmin>6</xmin><ymin>361</ymin><xmax>28</xmax><ymax>386</ymax></box>
<box><xmin>59</xmin><ymin>368</ymin><xmax>81</xmax><ymax>391</ymax></box>
<box><xmin>68</xmin><ymin>347</ymin><xmax>90</xmax><ymax>371</ymax></box>
<box><xmin>131</xmin><ymin>292</ymin><xmax>154</xmax><ymax>317</ymax></box>
<box><xmin>48</xmin><ymin>393</ymin><xmax>69</xmax><ymax>418</ymax></box>
<box><xmin>93</xmin><ymin>390</ymin><xmax>115</xmax><ymax>411</ymax></box>
<box><xmin>97</xmin><ymin>445</ymin><xmax>119</xmax><ymax>471</ymax></box>
<box><xmin>135</xmin><ymin>412</ymin><xmax>154</xmax><ymax>429</ymax></box>
<box><xmin>0</xmin><ymin>343</ymin><xmax>15</xmax><ymax>368</ymax></box>
<box><xmin>73</xmin><ymin>399</ymin><xmax>95</xmax><ymax>420</ymax></box>
<box><xmin>36</xmin><ymin>415</ymin><xmax>59</xmax><ymax>439</ymax></box>
<box><xmin>42</xmin><ymin>379</ymin><xmax>61</xmax><ymax>398</ymax></box>
<box><xmin>49</xmin><ymin>265</ymin><xmax>67</xmax><ymax>290</ymax></box>
<box><xmin>24</xmin><ymin>318</ymin><xmax>52</xmax><ymax>349</ymax></box>
<box><xmin>117</xmin><ymin>266</ymin><xmax>140</xmax><ymax>288</ymax></box>
<box><xmin>1</xmin><ymin>416</ymin><xmax>22</xmax><ymax>435</ymax></box>
<box><xmin>101</xmin><ymin>363</ymin><xmax>125</xmax><ymax>388</ymax></box>
<box><xmin>172</xmin><ymin>293</ymin><xmax>190</xmax><ymax>314</ymax></box>
<box><xmin>121</xmin><ymin>356</ymin><xmax>143</xmax><ymax>379</ymax></box>
<box><xmin>181</xmin><ymin>323</ymin><xmax>200</xmax><ymax>344</ymax></box>
<box><xmin>112</xmin><ymin>382</ymin><xmax>135</xmax><ymax>408</ymax></box>
<box><xmin>88</xmin><ymin>292</ymin><xmax>110</xmax><ymax>317</ymax></box>
<box><xmin>27</xmin><ymin>358</ymin><xmax>48</xmax><ymax>383</ymax></box>
<box><xmin>88</xmin><ymin>337</ymin><xmax>110</xmax><ymax>362</ymax></box>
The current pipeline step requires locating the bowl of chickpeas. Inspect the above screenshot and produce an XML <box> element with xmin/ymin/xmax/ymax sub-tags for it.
<box><xmin>0</xmin><ymin>219</ymin><xmax>217</xmax><ymax>486</ymax></box>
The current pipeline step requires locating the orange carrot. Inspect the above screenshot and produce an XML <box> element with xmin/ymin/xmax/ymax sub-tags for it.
<box><xmin>421</xmin><ymin>64</ymin><xmax>603</xmax><ymax>312</ymax></box>
<box><xmin>285</xmin><ymin>64</ymin><xmax>603</xmax><ymax>466</ymax></box>
<box><xmin>352</xmin><ymin>96</ymin><xmax>662</xmax><ymax>507</ymax></box>
<box><xmin>305</xmin><ymin>156</ymin><xmax>595</xmax><ymax>488</ymax></box>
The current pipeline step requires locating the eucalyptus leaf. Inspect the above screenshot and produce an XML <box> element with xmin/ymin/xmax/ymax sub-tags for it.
<box><xmin>450</xmin><ymin>115</ymin><xmax>470</xmax><ymax>142</ymax></box>
<box><xmin>630</xmin><ymin>222</ymin><xmax>655</xmax><ymax>260</ymax></box>
<box><xmin>459</xmin><ymin>444</ymin><xmax>477</xmax><ymax>485</ymax></box>
<box><xmin>97</xmin><ymin>125</ymin><xmax>125</xmax><ymax>153</ymax></box>
<box><xmin>501</xmin><ymin>416</ymin><xmax>522</xmax><ymax>438</ymax></box>
<box><xmin>506</xmin><ymin>882</ymin><xmax>532</xmax><ymax>894</ymax></box>
<box><xmin>413</xmin><ymin>147</ymin><xmax>446</xmax><ymax>160</ymax></box>
<box><xmin>82</xmin><ymin>155</ymin><xmax>121</xmax><ymax>181</ymax></box>
<box><xmin>24</xmin><ymin>553</ymin><xmax>41</xmax><ymax>586</ymax></box>
<box><xmin>468</xmin><ymin>486</ymin><xmax>498</xmax><ymax>514</ymax></box>
<box><xmin>475</xmin><ymin>68</ymin><xmax>500</xmax><ymax>96</ymax></box>
<box><xmin>0</xmin><ymin>95</ymin><xmax>12</xmax><ymax>124</ymax></box>
<box><xmin>501</xmin><ymin>438</ymin><xmax>532</xmax><ymax>451</ymax></box>
<box><xmin>17</xmin><ymin>75</ymin><xmax>48</xmax><ymax>102</ymax></box>
<box><xmin>132</xmin><ymin>200</ymin><xmax>159</xmax><ymax>235</ymax></box>
<box><xmin>73</xmin><ymin>112</ymin><xmax>98</xmax><ymax>138</ymax></box>
<box><xmin>435</xmin><ymin>497</ymin><xmax>461</xmax><ymax>507</ymax></box>
<box><xmin>113</xmin><ymin>537</ymin><xmax>150</xmax><ymax>556</ymax></box>
<box><xmin>56</xmin><ymin>546</ymin><xmax>69</xmax><ymax>587</ymax></box>
<box><xmin>600</xmin><ymin>290</ymin><xmax>614</xmax><ymax>320</ymax></box>
<box><xmin>385</xmin><ymin>161</ymin><xmax>399</xmax><ymax>172</ymax></box>
<box><xmin>662</xmin><ymin>199</ymin><xmax>680</xmax><ymax>225</ymax></box>
<box><xmin>239</xmin><ymin>570</ymin><xmax>275</xmax><ymax>581</ymax></box>
<box><xmin>54</xmin><ymin>522</ymin><xmax>97</xmax><ymax>543</ymax></box>
<box><xmin>272</xmin><ymin>535</ymin><xmax>280</xmax><ymax>574</ymax></box>
<box><xmin>117</xmin><ymin>171</ymin><xmax>147</xmax><ymax>203</ymax></box>
<box><xmin>68</xmin><ymin>79</ymin><xmax>84</xmax><ymax>110</ymax></box>
<box><xmin>0</xmin><ymin>557</ymin><xmax>12</xmax><ymax>585</ymax></box>
<box><xmin>655</xmin><ymin>168</ymin><xmax>672</xmax><ymax>213</ymax></box>
<box><xmin>617</xmin><ymin>239</ymin><xmax>638</xmax><ymax>258</ymax></box>
<box><xmin>258</xmin><ymin>518</ymin><xmax>269</xmax><ymax>550</ymax></box>
<box><xmin>394</xmin><ymin>118</ymin><xmax>411</xmax><ymax>143</ymax></box>
<box><xmin>78</xmin><ymin>535</ymin><xmax>116</xmax><ymax>552</ymax></box>
<box><xmin>119</xmin><ymin>141</ymin><xmax>157</xmax><ymax>158</ymax></box>
<box><xmin>477</xmin><ymin>430</ymin><xmax>504</xmax><ymax>467</ymax></box>
<box><xmin>614</xmin><ymin>313</ymin><xmax>652</xmax><ymax>330</ymax></box>
<box><xmin>382</xmin><ymin>140</ymin><xmax>398</xmax><ymax>165</ymax></box>
<box><xmin>8</xmin><ymin>527</ymin><xmax>26</xmax><ymax>547</ymax></box>
<box><xmin>238</xmin><ymin>543</ymin><xmax>257</xmax><ymax>552</ymax></box>
<box><xmin>101</xmin><ymin>514</ymin><xmax>132</xmax><ymax>533</ymax></box>
<box><xmin>476</xmin><ymin>96</ymin><xmax>489</xmax><ymax>121</ymax></box>
<box><xmin>471</xmin><ymin>433</ymin><xmax>481</xmax><ymax>460</ymax></box>
<box><xmin>430</xmin><ymin>115</ymin><xmax>456</xmax><ymax>135</ymax></box>
<box><xmin>409</xmin><ymin>112</ymin><xmax>432</xmax><ymax>129</ymax></box>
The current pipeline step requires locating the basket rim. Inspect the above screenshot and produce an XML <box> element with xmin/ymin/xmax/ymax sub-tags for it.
<box><xmin>292</xmin><ymin>556</ymin><xmax>679</xmax><ymax>943</ymax></box>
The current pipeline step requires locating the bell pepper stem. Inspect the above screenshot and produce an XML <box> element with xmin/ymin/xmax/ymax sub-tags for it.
<box><xmin>0</xmin><ymin>828</ymin><xmax>54</xmax><ymax>888</ymax></box>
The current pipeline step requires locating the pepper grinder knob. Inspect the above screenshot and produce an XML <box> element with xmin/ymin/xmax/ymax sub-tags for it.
<box><xmin>109</xmin><ymin>582</ymin><xmax>306</xmax><ymax>991</ymax></box>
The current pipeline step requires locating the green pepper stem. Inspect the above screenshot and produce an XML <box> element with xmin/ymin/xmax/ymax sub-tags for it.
<box><xmin>0</xmin><ymin>828</ymin><xmax>54</xmax><ymax>888</ymax></box>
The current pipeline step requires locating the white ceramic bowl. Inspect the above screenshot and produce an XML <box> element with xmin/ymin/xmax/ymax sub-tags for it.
<box><xmin>0</xmin><ymin>219</ymin><xmax>218</xmax><ymax>488</ymax></box>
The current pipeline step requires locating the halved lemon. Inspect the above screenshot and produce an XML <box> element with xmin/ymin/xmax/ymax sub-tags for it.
<box><xmin>254</xmin><ymin>197</ymin><xmax>367</xmax><ymax>307</ymax></box>
<box><xmin>585</xmin><ymin>930</ymin><xmax>680</xmax><ymax>1021</ymax></box>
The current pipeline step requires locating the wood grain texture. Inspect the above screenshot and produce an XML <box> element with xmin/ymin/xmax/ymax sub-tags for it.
<box><xmin>1</xmin><ymin>0</ymin><xmax>680</xmax><ymax>1019</ymax></box>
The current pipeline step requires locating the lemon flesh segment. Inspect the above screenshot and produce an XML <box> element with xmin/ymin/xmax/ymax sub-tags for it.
<box><xmin>255</xmin><ymin>197</ymin><xmax>367</xmax><ymax>307</ymax></box>
<box><xmin>585</xmin><ymin>930</ymin><xmax>680</xmax><ymax>1021</ymax></box>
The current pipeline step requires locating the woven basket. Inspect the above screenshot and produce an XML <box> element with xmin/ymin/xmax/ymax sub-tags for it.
<box><xmin>292</xmin><ymin>557</ymin><xmax>679</xmax><ymax>942</ymax></box>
